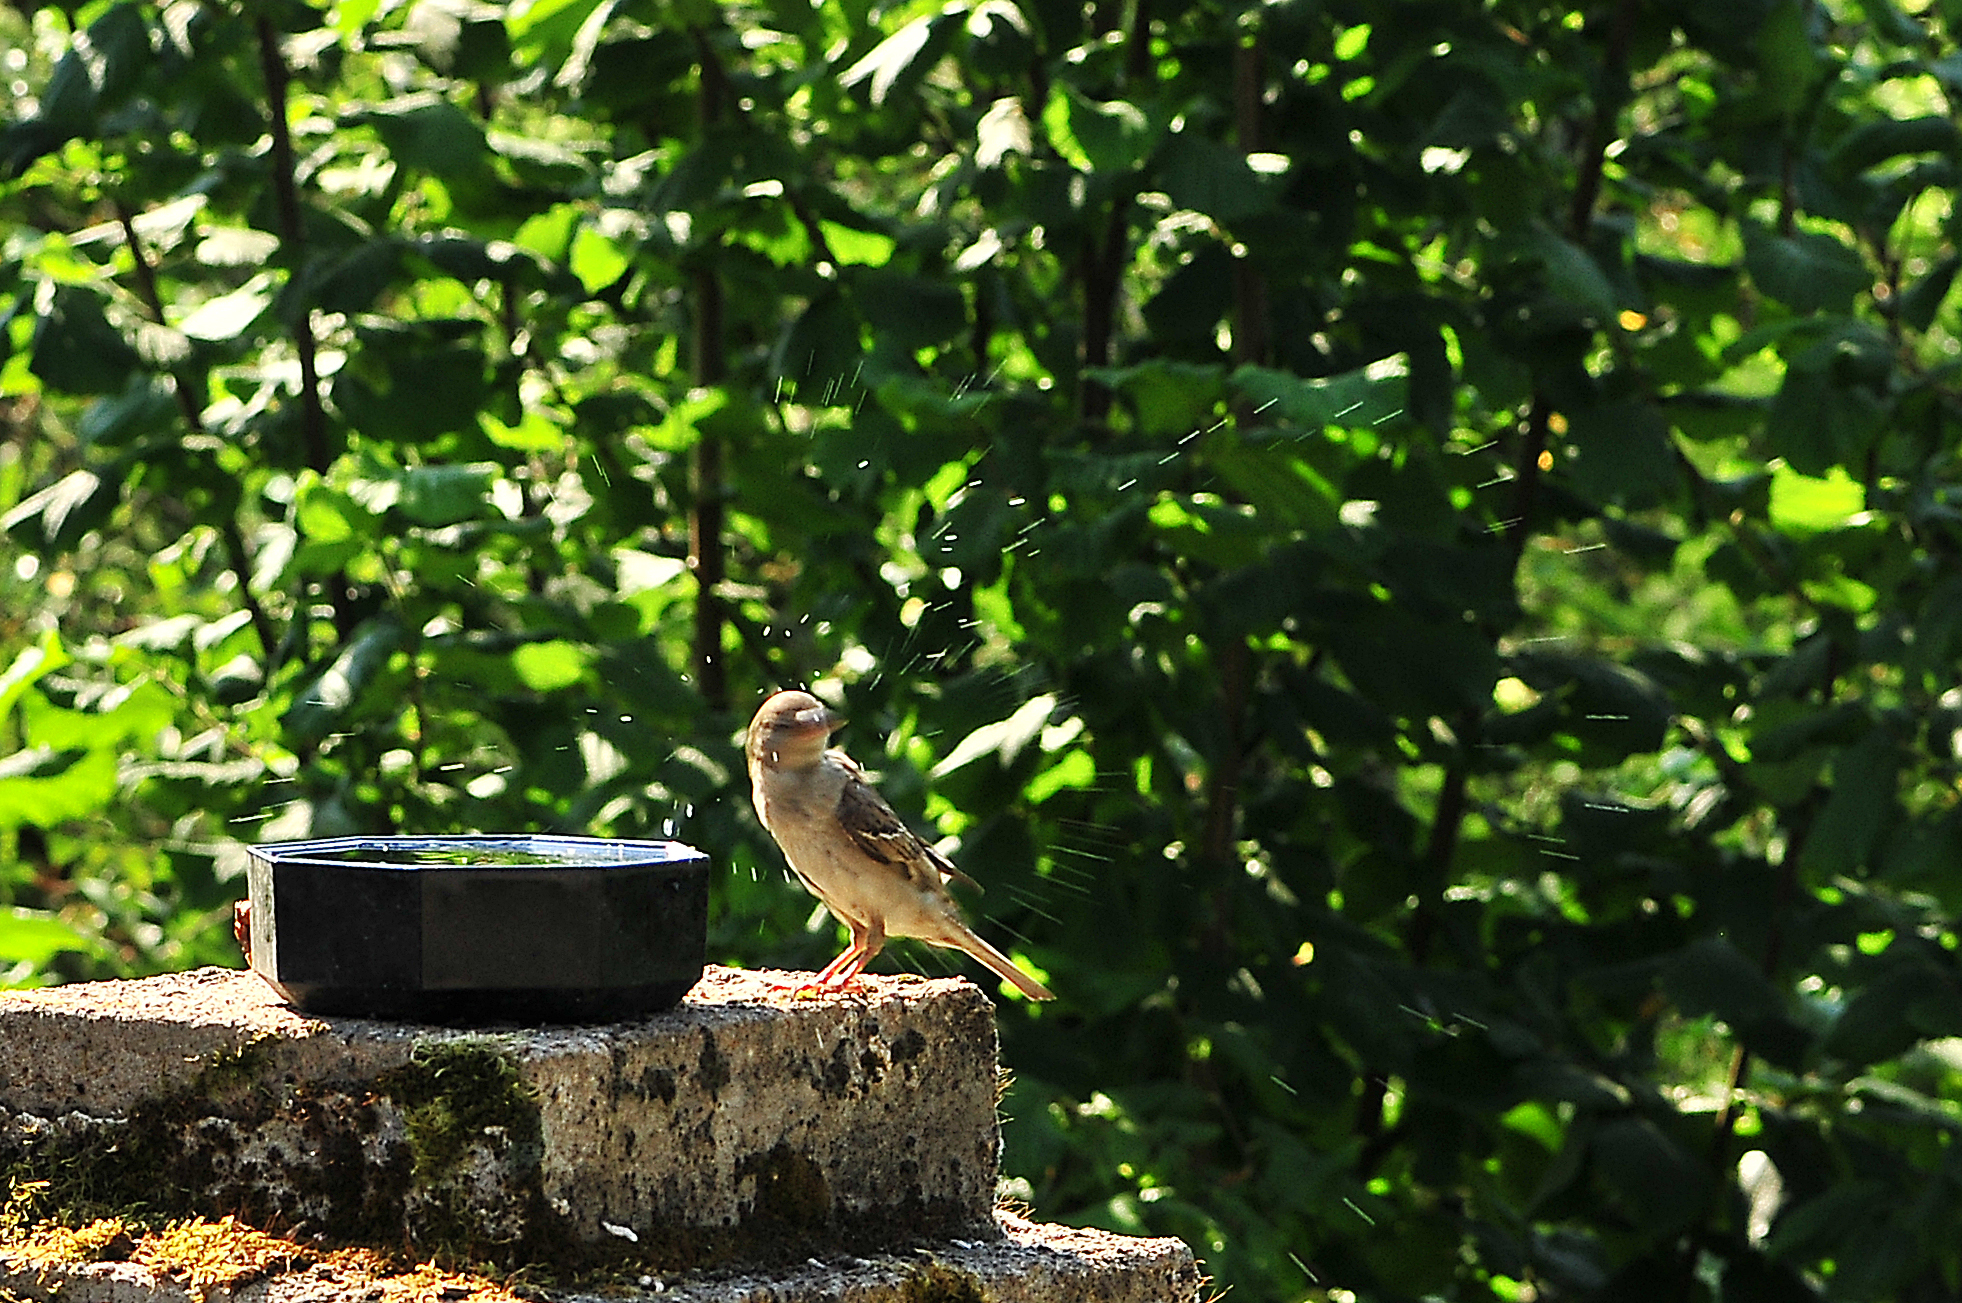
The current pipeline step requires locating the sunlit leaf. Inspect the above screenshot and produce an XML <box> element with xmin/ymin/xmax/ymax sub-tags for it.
<box><xmin>1768</xmin><ymin>465</ymin><xmax>1865</xmax><ymax>534</ymax></box>
<box><xmin>2</xmin><ymin>468</ymin><xmax>115</xmax><ymax>552</ymax></box>
<box><xmin>0</xmin><ymin>630</ymin><xmax>70</xmax><ymax>721</ymax></box>
<box><xmin>932</xmin><ymin>694</ymin><xmax>1058</xmax><ymax>777</ymax></box>
<box><xmin>0</xmin><ymin>907</ymin><xmax>106</xmax><ymax>964</ymax></box>
<box><xmin>0</xmin><ymin>746</ymin><xmax>120</xmax><ymax>828</ymax></box>
<box><xmin>177</xmin><ymin>276</ymin><xmax>275</xmax><ymax>342</ymax></box>
<box><xmin>513</xmin><ymin>640</ymin><xmax>594</xmax><ymax>693</ymax></box>
<box><xmin>1042</xmin><ymin>84</ymin><xmax>1161</xmax><ymax>176</ymax></box>
<box><xmin>839</xmin><ymin>9</ymin><xmax>952</xmax><ymax>107</ymax></box>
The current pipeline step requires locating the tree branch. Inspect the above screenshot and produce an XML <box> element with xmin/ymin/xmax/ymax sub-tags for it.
<box><xmin>114</xmin><ymin>203</ymin><xmax>278</xmax><ymax>662</ymax></box>
<box><xmin>688</xmin><ymin>26</ymin><xmax>731</xmax><ymax>712</ymax></box>
<box><xmin>254</xmin><ymin>18</ymin><xmax>328</xmax><ymax>476</ymax></box>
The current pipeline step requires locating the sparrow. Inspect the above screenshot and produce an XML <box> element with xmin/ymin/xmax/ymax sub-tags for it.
<box><xmin>745</xmin><ymin>689</ymin><xmax>1054</xmax><ymax>1001</ymax></box>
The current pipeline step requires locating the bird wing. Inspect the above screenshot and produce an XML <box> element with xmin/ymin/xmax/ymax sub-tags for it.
<box><xmin>832</xmin><ymin>757</ymin><xmax>966</xmax><ymax>895</ymax></box>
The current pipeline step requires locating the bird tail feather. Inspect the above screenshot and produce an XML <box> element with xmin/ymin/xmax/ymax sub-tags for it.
<box><xmin>954</xmin><ymin>931</ymin><xmax>1054</xmax><ymax>1002</ymax></box>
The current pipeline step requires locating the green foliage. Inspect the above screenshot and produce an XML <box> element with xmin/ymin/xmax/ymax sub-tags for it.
<box><xmin>9</xmin><ymin>0</ymin><xmax>1962</xmax><ymax>1298</ymax></box>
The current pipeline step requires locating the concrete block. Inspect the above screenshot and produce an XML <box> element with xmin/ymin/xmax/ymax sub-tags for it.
<box><xmin>0</xmin><ymin>1213</ymin><xmax>1203</xmax><ymax>1303</ymax></box>
<box><xmin>0</xmin><ymin>967</ymin><xmax>1002</xmax><ymax>1268</ymax></box>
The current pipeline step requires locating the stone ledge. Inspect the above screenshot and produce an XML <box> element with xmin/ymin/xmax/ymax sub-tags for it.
<box><xmin>0</xmin><ymin>967</ymin><xmax>1002</xmax><ymax>1267</ymax></box>
<box><xmin>0</xmin><ymin>1214</ymin><xmax>1202</xmax><ymax>1303</ymax></box>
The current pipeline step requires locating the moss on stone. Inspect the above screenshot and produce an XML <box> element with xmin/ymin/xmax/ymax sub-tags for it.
<box><xmin>190</xmin><ymin>1035</ymin><xmax>275</xmax><ymax>1097</ymax></box>
<box><xmin>379</xmin><ymin>1037</ymin><xmax>542</xmax><ymax>1187</ymax></box>
<box><xmin>373</xmin><ymin>1035</ymin><xmax>571</xmax><ymax>1266</ymax></box>
<box><xmin>898</xmin><ymin>1261</ymin><xmax>988</xmax><ymax>1303</ymax></box>
<box><xmin>135</xmin><ymin>1214</ymin><xmax>308</xmax><ymax>1296</ymax></box>
<box><xmin>5</xmin><ymin>1214</ymin><xmax>136</xmax><ymax>1272</ymax></box>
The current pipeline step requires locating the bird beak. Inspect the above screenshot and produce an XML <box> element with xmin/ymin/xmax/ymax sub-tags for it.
<box><xmin>795</xmin><ymin>705</ymin><xmax>843</xmax><ymax>733</ymax></box>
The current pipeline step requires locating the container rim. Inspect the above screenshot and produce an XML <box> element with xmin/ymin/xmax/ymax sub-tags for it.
<box><xmin>249</xmin><ymin>833</ymin><xmax>709</xmax><ymax>870</ymax></box>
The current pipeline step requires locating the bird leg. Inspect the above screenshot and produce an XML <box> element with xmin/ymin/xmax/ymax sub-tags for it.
<box><xmin>781</xmin><ymin>919</ymin><xmax>872</xmax><ymax>997</ymax></box>
<box><xmin>811</xmin><ymin>929</ymin><xmax>868</xmax><ymax>985</ymax></box>
<box><xmin>826</xmin><ymin>916</ymin><xmax>886</xmax><ymax>987</ymax></box>
<box><xmin>786</xmin><ymin>917</ymin><xmax>887</xmax><ymax>997</ymax></box>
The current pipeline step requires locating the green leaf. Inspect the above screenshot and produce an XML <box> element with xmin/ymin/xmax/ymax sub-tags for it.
<box><xmin>395</xmin><ymin>463</ymin><xmax>498</xmax><ymax>527</ymax></box>
<box><xmin>772</xmin><ymin>289</ymin><xmax>863</xmax><ymax>398</ymax></box>
<box><xmin>1324</xmin><ymin>600</ymin><xmax>1500</xmax><ymax>719</ymax></box>
<box><xmin>853</xmin><ymin>267</ymin><xmax>965</xmax><ymax>349</ymax></box>
<box><xmin>283</xmin><ymin>619</ymin><xmax>407</xmax><ymax>747</ymax></box>
<box><xmin>2</xmin><ymin>468</ymin><xmax>117</xmax><ymax>553</ymax></box>
<box><xmin>1591</xmin><ymin>1117</ymin><xmax>1710</xmax><ymax>1234</ymax></box>
<box><xmin>0</xmin><ymin>2</ymin><xmax>151</xmax><ymax>175</ymax></box>
<box><xmin>1897</xmin><ymin>253</ymin><xmax>1959</xmax><ymax>333</ymax></box>
<box><xmin>1147</xmin><ymin>495</ymin><xmax>1267</xmax><ymax>569</ymax></box>
<box><xmin>0</xmin><ymin>906</ymin><xmax>107</xmax><ymax>966</ymax></box>
<box><xmin>569</xmin><ymin>219</ymin><xmax>636</xmax><ymax>293</ymax></box>
<box><xmin>79</xmin><ymin>376</ymin><xmax>178</xmax><ymax>449</ymax></box>
<box><xmin>1562</xmin><ymin>399</ymin><xmax>1680</xmax><ymax>510</ymax></box>
<box><xmin>839</xmin><ymin>9</ymin><xmax>954</xmax><ymax>107</ymax></box>
<box><xmin>512</xmin><ymin>640</ymin><xmax>593</xmax><ymax>693</ymax></box>
<box><xmin>1087</xmin><ymin>361</ymin><xmax>1225</xmax><ymax>438</ymax></box>
<box><xmin>357</xmin><ymin>92</ymin><xmax>496</xmax><ymax>193</ymax></box>
<box><xmin>30</xmin><ymin>287</ymin><xmax>144</xmax><ymax>395</ymax></box>
<box><xmin>1663</xmin><ymin>937</ymin><xmax>1803</xmax><ymax>1064</ymax></box>
<box><xmin>1230</xmin><ymin>359</ymin><xmax>1409</xmax><ymax>431</ymax></box>
<box><xmin>399</xmin><ymin>0</ymin><xmax>511</xmax><ymax>81</ymax></box>
<box><xmin>0</xmin><ymin>631</ymin><xmax>69</xmax><ymax>720</ymax></box>
<box><xmin>334</xmin><ymin>327</ymin><xmax>498</xmax><ymax>442</ymax></box>
<box><xmin>1829</xmin><ymin>115</ymin><xmax>1962</xmax><ymax>177</ymax></box>
<box><xmin>1768</xmin><ymin>465</ymin><xmax>1865</xmax><ymax>533</ymax></box>
<box><xmin>1826</xmin><ymin>960</ymin><xmax>1940</xmax><ymax>1065</ymax></box>
<box><xmin>1157</xmin><ymin>132</ymin><xmax>1274</xmax><ymax>223</ymax></box>
<box><xmin>1530</xmin><ymin>229</ymin><xmax>1621</xmax><ymax>323</ymax></box>
<box><xmin>1744</xmin><ymin>225</ymin><xmax>1868</xmax><ymax>314</ymax></box>
<box><xmin>1755</xmin><ymin>0</ymin><xmax>1824</xmax><ymax>120</ymax></box>
<box><xmin>177</xmin><ymin>276</ymin><xmax>276</xmax><ymax>342</ymax></box>
<box><xmin>514</xmin><ymin>202</ymin><xmax>582</xmax><ymax>262</ymax></box>
<box><xmin>819</xmin><ymin>222</ymin><xmax>897</xmax><ymax>268</ymax></box>
<box><xmin>0</xmin><ymin>746</ymin><xmax>121</xmax><ymax>829</ymax></box>
<box><xmin>1205</xmin><ymin>437</ymin><xmax>1340</xmax><ymax>532</ymax></box>
<box><xmin>1766</xmin><ymin>348</ymin><xmax>1887</xmax><ymax>475</ymax></box>
<box><xmin>932</xmin><ymin>694</ymin><xmax>1058</xmax><ymax>777</ymax></box>
<box><xmin>1800</xmin><ymin>726</ymin><xmax>1899</xmax><ymax>878</ymax></box>
<box><xmin>1041</xmin><ymin>85</ymin><xmax>1162</xmax><ymax>176</ymax></box>
<box><xmin>1504</xmin><ymin>651</ymin><xmax>1673</xmax><ymax>764</ymax></box>
<box><xmin>295</xmin><ymin>477</ymin><xmax>376</xmax><ymax>547</ymax></box>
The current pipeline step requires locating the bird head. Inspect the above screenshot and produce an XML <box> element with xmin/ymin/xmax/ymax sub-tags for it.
<box><xmin>746</xmin><ymin>689</ymin><xmax>844</xmax><ymax>768</ymax></box>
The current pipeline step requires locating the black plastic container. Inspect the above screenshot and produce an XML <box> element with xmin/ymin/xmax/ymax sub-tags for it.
<box><xmin>243</xmin><ymin>835</ymin><xmax>709</xmax><ymax>1023</ymax></box>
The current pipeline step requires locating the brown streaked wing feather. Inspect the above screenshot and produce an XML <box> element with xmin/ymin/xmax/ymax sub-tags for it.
<box><xmin>830</xmin><ymin>750</ymin><xmax>982</xmax><ymax>892</ymax></box>
<box><xmin>930</xmin><ymin>847</ymin><xmax>982</xmax><ymax>894</ymax></box>
<box><xmin>834</xmin><ymin>770</ymin><xmax>947</xmax><ymax>893</ymax></box>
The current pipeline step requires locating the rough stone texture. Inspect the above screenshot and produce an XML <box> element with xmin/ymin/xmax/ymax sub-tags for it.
<box><xmin>0</xmin><ymin>1214</ymin><xmax>1203</xmax><ymax>1303</ymax></box>
<box><xmin>0</xmin><ymin>966</ymin><xmax>1001</xmax><ymax>1264</ymax></box>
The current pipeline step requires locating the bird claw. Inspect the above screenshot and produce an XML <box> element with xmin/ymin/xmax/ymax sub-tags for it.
<box><xmin>768</xmin><ymin>972</ymin><xmax>868</xmax><ymax>999</ymax></box>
